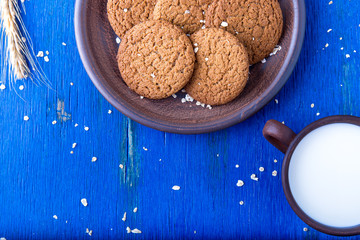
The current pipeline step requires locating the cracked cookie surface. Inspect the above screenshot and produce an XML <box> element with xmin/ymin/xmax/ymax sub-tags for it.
<box><xmin>153</xmin><ymin>0</ymin><xmax>213</xmax><ymax>34</ymax></box>
<box><xmin>118</xmin><ymin>20</ymin><xmax>195</xmax><ymax>99</ymax></box>
<box><xmin>206</xmin><ymin>0</ymin><xmax>283</xmax><ymax>64</ymax></box>
<box><xmin>185</xmin><ymin>28</ymin><xmax>249</xmax><ymax>105</ymax></box>
<box><xmin>107</xmin><ymin>0</ymin><xmax>157</xmax><ymax>38</ymax></box>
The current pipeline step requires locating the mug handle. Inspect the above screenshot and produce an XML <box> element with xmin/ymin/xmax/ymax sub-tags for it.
<box><xmin>263</xmin><ymin>120</ymin><xmax>297</xmax><ymax>154</ymax></box>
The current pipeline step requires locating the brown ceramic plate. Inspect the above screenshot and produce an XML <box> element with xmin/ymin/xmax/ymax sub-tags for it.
<box><xmin>74</xmin><ymin>0</ymin><xmax>306</xmax><ymax>134</ymax></box>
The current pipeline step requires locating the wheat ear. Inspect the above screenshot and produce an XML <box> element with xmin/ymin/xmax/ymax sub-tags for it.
<box><xmin>1</xmin><ymin>0</ymin><xmax>48</xmax><ymax>87</ymax></box>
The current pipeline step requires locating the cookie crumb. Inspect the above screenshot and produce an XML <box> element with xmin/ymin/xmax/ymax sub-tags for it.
<box><xmin>91</xmin><ymin>157</ymin><xmax>97</xmax><ymax>162</ymax></box>
<box><xmin>84</xmin><ymin>126</ymin><xmax>89</xmax><ymax>131</ymax></box>
<box><xmin>272</xmin><ymin>170</ymin><xmax>278</xmax><ymax>177</ymax></box>
<box><xmin>346</xmin><ymin>54</ymin><xmax>350</xmax><ymax>58</ymax></box>
<box><xmin>52</xmin><ymin>120</ymin><xmax>57</xmax><ymax>125</ymax></box>
<box><xmin>62</xmin><ymin>42</ymin><xmax>67</xmax><ymax>46</ymax></box>
<box><xmin>172</xmin><ymin>94</ymin><xmax>177</xmax><ymax>98</ymax></box>
<box><xmin>119</xmin><ymin>164</ymin><xmax>124</xmax><ymax>169</ymax></box>
<box><xmin>194</xmin><ymin>47</ymin><xmax>199</xmax><ymax>53</ymax></box>
<box><xmin>116</xmin><ymin>37</ymin><xmax>121</xmax><ymax>44</ymax></box>
<box><xmin>172</xmin><ymin>185</ymin><xmax>181</xmax><ymax>191</ymax></box>
<box><xmin>74</xmin><ymin>123</ymin><xmax>79</xmax><ymax>127</ymax></box>
<box><xmin>261</xmin><ymin>58</ymin><xmax>267</xmax><ymax>63</ymax></box>
<box><xmin>44</xmin><ymin>56</ymin><xmax>49</xmax><ymax>62</ymax></box>
<box><xmin>19</xmin><ymin>85</ymin><xmax>24</xmax><ymax>90</ymax></box>
<box><xmin>274</xmin><ymin>159</ymin><xmax>278</xmax><ymax>163</ymax></box>
<box><xmin>303</xmin><ymin>227</ymin><xmax>308</xmax><ymax>232</ymax></box>
<box><xmin>259</xmin><ymin>167</ymin><xmax>264</xmax><ymax>172</ymax></box>
<box><xmin>81</xmin><ymin>198</ymin><xmax>88</xmax><ymax>207</ymax></box>
<box><xmin>270</xmin><ymin>45</ymin><xmax>282</xmax><ymax>56</ymax></box>
<box><xmin>327</xmin><ymin>29</ymin><xmax>332</xmax><ymax>33</ymax></box>
<box><xmin>328</xmin><ymin>1</ymin><xmax>333</xmax><ymax>5</ymax></box>
<box><xmin>275</xmin><ymin>99</ymin><xmax>279</xmax><ymax>104</ymax></box>
<box><xmin>184</xmin><ymin>10</ymin><xmax>190</xmax><ymax>14</ymax></box>
<box><xmin>239</xmin><ymin>201</ymin><xmax>244</xmax><ymax>205</ymax></box>
<box><xmin>143</xmin><ymin>147</ymin><xmax>148</xmax><ymax>151</ymax></box>
<box><xmin>72</xmin><ymin>143</ymin><xmax>77</xmax><ymax>149</ymax></box>
<box><xmin>123</xmin><ymin>8</ymin><xmax>128</xmax><ymax>12</ymax></box>
<box><xmin>53</xmin><ymin>215</ymin><xmax>58</xmax><ymax>220</ymax></box>
<box><xmin>235</xmin><ymin>164</ymin><xmax>239</xmax><ymax>168</ymax></box>
<box><xmin>133</xmin><ymin>207</ymin><xmax>138</xmax><ymax>213</ymax></box>
<box><xmin>0</xmin><ymin>84</ymin><xmax>5</xmax><ymax>90</ymax></box>
<box><xmin>126</xmin><ymin>227</ymin><xmax>131</xmax><ymax>233</ymax></box>
<box><xmin>23</xmin><ymin>116</ymin><xmax>29</xmax><ymax>121</ymax></box>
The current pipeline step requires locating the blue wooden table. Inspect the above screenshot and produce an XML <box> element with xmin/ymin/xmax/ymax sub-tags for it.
<box><xmin>1</xmin><ymin>0</ymin><xmax>360</xmax><ymax>239</ymax></box>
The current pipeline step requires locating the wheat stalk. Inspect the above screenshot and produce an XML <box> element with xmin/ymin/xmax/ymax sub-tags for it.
<box><xmin>0</xmin><ymin>0</ymin><xmax>48</xmax><ymax>87</ymax></box>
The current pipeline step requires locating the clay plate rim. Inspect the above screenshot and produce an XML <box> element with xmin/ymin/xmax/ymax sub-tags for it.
<box><xmin>74</xmin><ymin>0</ymin><xmax>306</xmax><ymax>134</ymax></box>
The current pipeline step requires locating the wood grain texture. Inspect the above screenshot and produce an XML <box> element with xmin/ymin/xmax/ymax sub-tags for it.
<box><xmin>0</xmin><ymin>0</ymin><xmax>360</xmax><ymax>239</ymax></box>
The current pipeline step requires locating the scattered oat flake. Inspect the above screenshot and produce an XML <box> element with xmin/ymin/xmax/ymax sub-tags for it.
<box><xmin>205</xmin><ymin>57</ymin><xmax>209</xmax><ymax>61</ymax></box>
<box><xmin>72</xmin><ymin>143</ymin><xmax>77</xmax><ymax>148</ymax></box>
<box><xmin>272</xmin><ymin>170</ymin><xmax>278</xmax><ymax>177</ymax></box>
<box><xmin>108</xmin><ymin>110</ymin><xmax>112</xmax><ymax>114</ymax></box>
<box><xmin>70</xmin><ymin>151</ymin><xmax>74</xmax><ymax>154</ymax></box>
<box><xmin>0</xmin><ymin>237</ymin><xmax>6</xmax><ymax>240</ymax></box>
<box><xmin>274</xmin><ymin>99</ymin><xmax>279</xmax><ymax>104</ymax></box>
<box><xmin>236</xmin><ymin>180</ymin><xmax>244</xmax><ymax>187</ymax></box>
<box><xmin>81</xmin><ymin>198</ymin><xmax>88</xmax><ymax>207</ymax></box>
<box><xmin>36</xmin><ymin>51</ymin><xmax>44</xmax><ymax>57</ymax></box>
<box><xmin>194</xmin><ymin>47</ymin><xmax>199</xmax><ymax>53</ymax></box>
<box><xmin>52</xmin><ymin>120</ymin><xmax>57</xmax><ymax>125</ymax></box>
<box><xmin>126</xmin><ymin>227</ymin><xmax>131</xmax><ymax>233</ymax></box>
<box><xmin>185</xmin><ymin>94</ymin><xmax>194</xmax><ymax>102</ymax></box>
<box><xmin>123</xmin><ymin>8</ymin><xmax>128</xmax><ymax>12</ymax></box>
<box><xmin>346</xmin><ymin>54</ymin><xmax>350</xmax><ymax>58</ymax></box>
<box><xmin>185</xmin><ymin>10</ymin><xmax>190</xmax><ymax>14</ymax></box>
<box><xmin>259</xmin><ymin>167</ymin><xmax>265</xmax><ymax>172</ymax></box>
<box><xmin>44</xmin><ymin>56</ymin><xmax>49</xmax><ymax>62</ymax></box>
<box><xmin>53</xmin><ymin>215</ymin><xmax>58</xmax><ymax>220</ymax></box>
<box><xmin>239</xmin><ymin>201</ymin><xmax>244</xmax><ymax>205</ymax></box>
<box><xmin>261</xmin><ymin>58</ymin><xmax>267</xmax><ymax>63</ymax></box>
<box><xmin>24</xmin><ymin>116</ymin><xmax>29</xmax><ymax>121</ymax></box>
<box><xmin>116</xmin><ymin>37</ymin><xmax>121</xmax><ymax>44</ymax></box>
<box><xmin>250</xmin><ymin>174</ymin><xmax>258</xmax><ymax>181</ymax></box>
<box><xmin>91</xmin><ymin>157</ymin><xmax>97</xmax><ymax>162</ymax></box>
<box><xmin>19</xmin><ymin>85</ymin><xmax>24</xmax><ymax>90</ymax></box>
<box><xmin>270</xmin><ymin>45</ymin><xmax>282</xmax><ymax>56</ymax></box>
<box><xmin>84</xmin><ymin>126</ymin><xmax>89</xmax><ymax>131</ymax></box>
<box><xmin>119</xmin><ymin>164</ymin><xmax>124</xmax><ymax>169</ymax></box>
<box><xmin>325</xmin><ymin>43</ymin><xmax>329</xmax><ymax>48</ymax></box>
<box><xmin>75</xmin><ymin>123</ymin><xmax>79</xmax><ymax>127</ymax></box>
<box><xmin>62</xmin><ymin>42</ymin><xmax>67</xmax><ymax>46</ymax></box>
<box><xmin>140</xmin><ymin>96</ymin><xmax>144</xmax><ymax>99</ymax></box>
<box><xmin>143</xmin><ymin>147</ymin><xmax>148</xmax><ymax>151</ymax></box>
<box><xmin>133</xmin><ymin>207</ymin><xmax>138</xmax><ymax>213</ymax></box>
<box><xmin>274</xmin><ymin>159</ymin><xmax>278</xmax><ymax>163</ymax></box>
<box><xmin>46</xmin><ymin>51</ymin><xmax>49</xmax><ymax>55</ymax></box>
<box><xmin>131</xmin><ymin>229</ymin><xmax>142</xmax><ymax>234</ymax></box>
<box><xmin>311</xmin><ymin>103</ymin><xmax>315</xmax><ymax>108</ymax></box>
<box><xmin>303</xmin><ymin>227</ymin><xmax>308</xmax><ymax>232</ymax></box>
<box><xmin>86</xmin><ymin>228</ymin><xmax>93</xmax><ymax>236</ymax></box>
<box><xmin>172</xmin><ymin>185</ymin><xmax>181</xmax><ymax>191</ymax></box>
<box><xmin>316</xmin><ymin>112</ymin><xmax>320</xmax><ymax>116</ymax></box>
<box><xmin>0</xmin><ymin>84</ymin><xmax>6</xmax><ymax>90</ymax></box>
<box><xmin>151</xmin><ymin>73</ymin><xmax>156</xmax><ymax>78</ymax></box>
<box><xmin>181</xmin><ymin>98</ymin><xmax>186</xmax><ymax>103</ymax></box>
<box><xmin>327</xmin><ymin>29</ymin><xmax>332</xmax><ymax>33</ymax></box>
<box><xmin>340</xmin><ymin>37</ymin><xmax>343</xmax><ymax>40</ymax></box>
<box><xmin>172</xmin><ymin>94</ymin><xmax>177</xmax><ymax>98</ymax></box>
<box><xmin>235</xmin><ymin>164</ymin><xmax>239</xmax><ymax>168</ymax></box>
<box><xmin>221</xmin><ymin>21</ymin><xmax>228</xmax><ymax>27</ymax></box>
<box><xmin>70</xmin><ymin>82</ymin><xmax>74</xmax><ymax>86</ymax></box>
<box><xmin>328</xmin><ymin>1</ymin><xmax>333</xmax><ymax>4</ymax></box>
<box><xmin>122</xmin><ymin>212</ymin><xmax>127</xmax><ymax>222</ymax></box>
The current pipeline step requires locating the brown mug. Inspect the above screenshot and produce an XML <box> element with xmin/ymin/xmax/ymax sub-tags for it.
<box><xmin>263</xmin><ymin>115</ymin><xmax>360</xmax><ymax>236</ymax></box>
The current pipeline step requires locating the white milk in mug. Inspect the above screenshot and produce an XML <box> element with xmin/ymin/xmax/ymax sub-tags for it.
<box><xmin>289</xmin><ymin>123</ymin><xmax>360</xmax><ymax>228</ymax></box>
